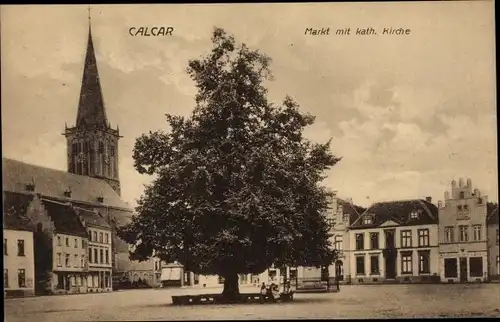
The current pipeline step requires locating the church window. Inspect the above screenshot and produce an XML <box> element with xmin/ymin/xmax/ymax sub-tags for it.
<box><xmin>89</xmin><ymin>141</ymin><xmax>96</xmax><ymax>176</ymax></box>
<box><xmin>98</xmin><ymin>142</ymin><xmax>104</xmax><ymax>153</ymax></box>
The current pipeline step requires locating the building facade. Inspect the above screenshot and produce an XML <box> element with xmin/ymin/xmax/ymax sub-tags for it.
<box><xmin>348</xmin><ymin>198</ymin><xmax>440</xmax><ymax>284</ymax></box>
<box><xmin>487</xmin><ymin>207</ymin><xmax>499</xmax><ymax>281</ymax></box>
<box><xmin>3</xmin><ymin>198</ymin><xmax>36</xmax><ymax>297</ymax></box>
<box><xmin>438</xmin><ymin>178</ymin><xmax>489</xmax><ymax>283</ymax></box>
<box><xmin>76</xmin><ymin>207</ymin><xmax>113</xmax><ymax>292</ymax></box>
<box><xmin>326</xmin><ymin>192</ymin><xmax>365</xmax><ymax>284</ymax></box>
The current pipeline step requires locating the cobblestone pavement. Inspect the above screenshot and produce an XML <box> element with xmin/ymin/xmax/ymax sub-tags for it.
<box><xmin>4</xmin><ymin>284</ymin><xmax>500</xmax><ymax>321</ymax></box>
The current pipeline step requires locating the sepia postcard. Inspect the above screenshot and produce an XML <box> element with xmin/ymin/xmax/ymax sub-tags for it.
<box><xmin>2</xmin><ymin>2</ymin><xmax>499</xmax><ymax>321</ymax></box>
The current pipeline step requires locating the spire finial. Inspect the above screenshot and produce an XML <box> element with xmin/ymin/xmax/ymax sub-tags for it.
<box><xmin>88</xmin><ymin>5</ymin><xmax>91</xmax><ymax>21</ymax></box>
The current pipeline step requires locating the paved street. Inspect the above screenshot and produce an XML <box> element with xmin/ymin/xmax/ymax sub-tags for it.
<box><xmin>4</xmin><ymin>284</ymin><xmax>500</xmax><ymax>321</ymax></box>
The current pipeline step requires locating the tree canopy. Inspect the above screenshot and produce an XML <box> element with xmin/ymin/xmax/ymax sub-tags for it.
<box><xmin>117</xmin><ymin>27</ymin><xmax>341</xmax><ymax>292</ymax></box>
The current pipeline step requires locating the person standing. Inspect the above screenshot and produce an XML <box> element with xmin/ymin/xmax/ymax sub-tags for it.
<box><xmin>335</xmin><ymin>275</ymin><xmax>340</xmax><ymax>292</ymax></box>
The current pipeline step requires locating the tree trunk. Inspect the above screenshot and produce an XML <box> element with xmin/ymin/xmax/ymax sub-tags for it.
<box><xmin>221</xmin><ymin>273</ymin><xmax>240</xmax><ymax>302</ymax></box>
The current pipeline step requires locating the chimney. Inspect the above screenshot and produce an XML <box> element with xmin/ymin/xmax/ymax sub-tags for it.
<box><xmin>425</xmin><ymin>197</ymin><xmax>432</xmax><ymax>203</ymax></box>
<box><xmin>451</xmin><ymin>180</ymin><xmax>457</xmax><ymax>189</ymax></box>
<box><xmin>467</xmin><ymin>178</ymin><xmax>472</xmax><ymax>188</ymax></box>
<box><xmin>445</xmin><ymin>191</ymin><xmax>450</xmax><ymax>200</ymax></box>
<box><xmin>475</xmin><ymin>189</ymin><xmax>481</xmax><ymax>198</ymax></box>
<box><xmin>346</xmin><ymin>197</ymin><xmax>353</xmax><ymax>204</ymax></box>
<box><xmin>459</xmin><ymin>178</ymin><xmax>464</xmax><ymax>188</ymax></box>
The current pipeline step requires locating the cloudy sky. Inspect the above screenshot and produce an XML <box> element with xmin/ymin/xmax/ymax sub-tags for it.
<box><xmin>1</xmin><ymin>2</ymin><xmax>497</xmax><ymax>208</ymax></box>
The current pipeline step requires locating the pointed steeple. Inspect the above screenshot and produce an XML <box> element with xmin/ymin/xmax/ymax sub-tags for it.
<box><xmin>76</xmin><ymin>11</ymin><xmax>108</xmax><ymax>129</ymax></box>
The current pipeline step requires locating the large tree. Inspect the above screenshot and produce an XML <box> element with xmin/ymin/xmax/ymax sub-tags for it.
<box><xmin>118</xmin><ymin>27</ymin><xmax>341</xmax><ymax>300</ymax></box>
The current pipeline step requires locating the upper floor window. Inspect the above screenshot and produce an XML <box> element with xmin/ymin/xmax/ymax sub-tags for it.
<box><xmin>99</xmin><ymin>233</ymin><xmax>103</xmax><ymax>243</ymax></box>
<box><xmin>93</xmin><ymin>231</ymin><xmax>97</xmax><ymax>242</ymax></box>
<box><xmin>94</xmin><ymin>249</ymin><xmax>98</xmax><ymax>263</ymax></box>
<box><xmin>444</xmin><ymin>226</ymin><xmax>454</xmax><ymax>243</ymax></box>
<box><xmin>355</xmin><ymin>233</ymin><xmax>364</xmax><ymax>250</ymax></box>
<box><xmin>418</xmin><ymin>229</ymin><xmax>430</xmax><ymax>247</ymax></box>
<box><xmin>4</xmin><ymin>239</ymin><xmax>7</xmax><ymax>255</ymax></box>
<box><xmin>74</xmin><ymin>238</ymin><xmax>78</xmax><ymax>248</ymax></box>
<box><xmin>401</xmin><ymin>230</ymin><xmax>412</xmax><ymax>248</ymax></box>
<box><xmin>334</xmin><ymin>236</ymin><xmax>343</xmax><ymax>250</ymax></box>
<box><xmin>370</xmin><ymin>232</ymin><xmax>379</xmax><ymax>249</ymax></box>
<box><xmin>57</xmin><ymin>253</ymin><xmax>62</xmax><ymax>266</ymax></box>
<box><xmin>88</xmin><ymin>248</ymin><xmax>93</xmax><ymax>263</ymax></box>
<box><xmin>65</xmin><ymin>254</ymin><xmax>70</xmax><ymax>266</ymax></box>
<box><xmin>74</xmin><ymin>254</ymin><xmax>79</xmax><ymax>267</ymax></box>
<box><xmin>472</xmin><ymin>225</ymin><xmax>481</xmax><ymax>241</ymax></box>
<box><xmin>17</xmin><ymin>240</ymin><xmax>25</xmax><ymax>256</ymax></box>
<box><xmin>98</xmin><ymin>141</ymin><xmax>104</xmax><ymax>154</ymax></box>
<box><xmin>65</xmin><ymin>238</ymin><xmax>69</xmax><ymax>247</ymax></box>
<box><xmin>81</xmin><ymin>255</ymin><xmax>85</xmax><ymax>268</ymax></box>
<box><xmin>459</xmin><ymin>225</ymin><xmax>468</xmax><ymax>242</ymax></box>
<box><xmin>57</xmin><ymin>236</ymin><xmax>61</xmax><ymax>246</ymax></box>
<box><xmin>82</xmin><ymin>239</ymin><xmax>85</xmax><ymax>249</ymax></box>
<box><xmin>105</xmin><ymin>233</ymin><xmax>109</xmax><ymax>244</ymax></box>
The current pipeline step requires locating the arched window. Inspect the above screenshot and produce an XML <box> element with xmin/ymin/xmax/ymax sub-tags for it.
<box><xmin>459</xmin><ymin>192</ymin><xmax>465</xmax><ymax>199</ymax></box>
<box><xmin>99</xmin><ymin>141</ymin><xmax>105</xmax><ymax>176</ymax></box>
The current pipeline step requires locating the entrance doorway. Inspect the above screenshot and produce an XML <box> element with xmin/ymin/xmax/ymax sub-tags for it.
<box><xmin>459</xmin><ymin>257</ymin><xmax>468</xmax><ymax>282</ymax></box>
<box><xmin>335</xmin><ymin>260</ymin><xmax>344</xmax><ymax>281</ymax></box>
<box><xmin>384</xmin><ymin>229</ymin><xmax>396</xmax><ymax>279</ymax></box>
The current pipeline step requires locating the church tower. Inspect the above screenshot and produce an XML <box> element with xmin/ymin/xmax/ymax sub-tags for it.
<box><xmin>63</xmin><ymin>13</ymin><xmax>122</xmax><ymax>196</ymax></box>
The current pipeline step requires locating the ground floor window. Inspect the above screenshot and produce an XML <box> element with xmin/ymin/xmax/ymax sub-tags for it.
<box><xmin>418</xmin><ymin>251</ymin><xmax>430</xmax><ymax>274</ymax></box>
<box><xmin>57</xmin><ymin>274</ymin><xmax>64</xmax><ymax>289</ymax></box>
<box><xmin>356</xmin><ymin>255</ymin><xmax>365</xmax><ymax>275</ymax></box>
<box><xmin>268</xmin><ymin>269</ymin><xmax>277</xmax><ymax>282</ymax></box>
<box><xmin>370</xmin><ymin>255</ymin><xmax>379</xmax><ymax>275</ymax></box>
<box><xmin>444</xmin><ymin>258</ymin><xmax>458</xmax><ymax>278</ymax></box>
<box><xmin>4</xmin><ymin>269</ymin><xmax>9</xmax><ymax>288</ymax></box>
<box><xmin>469</xmin><ymin>257</ymin><xmax>483</xmax><ymax>277</ymax></box>
<box><xmin>401</xmin><ymin>252</ymin><xmax>413</xmax><ymax>274</ymax></box>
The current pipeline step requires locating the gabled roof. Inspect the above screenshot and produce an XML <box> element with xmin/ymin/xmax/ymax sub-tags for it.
<box><xmin>3</xmin><ymin>191</ymin><xmax>35</xmax><ymax>232</ymax></box>
<box><xmin>350</xmin><ymin>199</ymin><xmax>438</xmax><ymax>229</ymax></box>
<box><xmin>487</xmin><ymin>207</ymin><xmax>498</xmax><ymax>225</ymax></box>
<box><xmin>337</xmin><ymin>198</ymin><xmax>366</xmax><ymax>224</ymax></box>
<box><xmin>74</xmin><ymin>206</ymin><xmax>111</xmax><ymax>229</ymax></box>
<box><xmin>3</xmin><ymin>158</ymin><xmax>131</xmax><ymax>210</ymax></box>
<box><xmin>41</xmin><ymin>199</ymin><xmax>88</xmax><ymax>238</ymax></box>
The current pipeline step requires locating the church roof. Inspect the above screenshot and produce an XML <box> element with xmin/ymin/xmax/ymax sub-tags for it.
<box><xmin>75</xmin><ymin>25</ymin><xmax>108</xmax><ymax>129</ymax></box>
<box><xmin>350</xmin><ymin>199</ymin><xmax>438</xmax><ymax>229</ymax></box>
<box><xmin>2</xmin><ymin>158</ymin><xmax>131</xmax><ymax>210</ymax></box>
<box><xmin>3</xmin><ymin>191</ymin><xmax>35</xmax><ymax>232</ymax></box>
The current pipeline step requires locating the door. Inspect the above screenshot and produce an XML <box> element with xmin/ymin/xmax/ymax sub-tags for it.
<box><xmin>384</xmin><ymin>230</ymin><xmax>396</xmax><ymax>279</ymax></box>
<box><xmin>459</xmin><ymin>257</ymin><xmax>468</xmax><ymax>282</ymax></box>
<box><xmin>335</xmin><ymin>260</ymin><xmax>344</xmax><ymax>281</ymax></box>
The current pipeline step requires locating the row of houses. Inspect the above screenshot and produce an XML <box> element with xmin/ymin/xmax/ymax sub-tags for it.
<box><xmin>161</xmin><ymin>178</ymin><xmax>498</xmax><ymax>287</ymax></box>
<box><xmin>267</xmin><ymin>178</ymin><xmax>499</xmax><ymax>286</ymax></box>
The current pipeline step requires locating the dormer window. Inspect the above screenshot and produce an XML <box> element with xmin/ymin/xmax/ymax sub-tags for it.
<box><xmin>25</xmin><ymin>183</ymin><xmax>35</xmax><ymax>192</ymax></box>
<box><xmin>363</xmin><ymin>215</ymin><xmax>373</xmax><ymax>225</ymax></box>
<box><xmin>410</xmin><ymin>210</ymin><xmax>419</xmax><ymax>219</ymax></box>
<box><xmin>96</xmin><ymin>196</ymin><xmax>104</xmax><ymax>203</ymax></box>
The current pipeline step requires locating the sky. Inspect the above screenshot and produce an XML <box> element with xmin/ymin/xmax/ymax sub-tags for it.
<box><xmin>1</xmin><ymin>2</ymin><xmax>497</xmax><ymax>208</ymax></box>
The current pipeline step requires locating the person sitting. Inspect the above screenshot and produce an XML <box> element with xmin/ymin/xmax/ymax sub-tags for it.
<box><xmin>270</xmin><ymin>283</ymin><xmax>280</xmax><ymax>300</ymax></box>
<box><xmin>260</xmin><ymin>282</ymin><xmax>267</xmax><ymax>296</ymax></box>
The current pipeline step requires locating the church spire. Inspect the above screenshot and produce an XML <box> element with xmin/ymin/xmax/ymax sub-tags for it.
<box><xmin>76</xmin><ymin>7</ymin><xmax>108</xmax><ymax>129</ymax></box>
